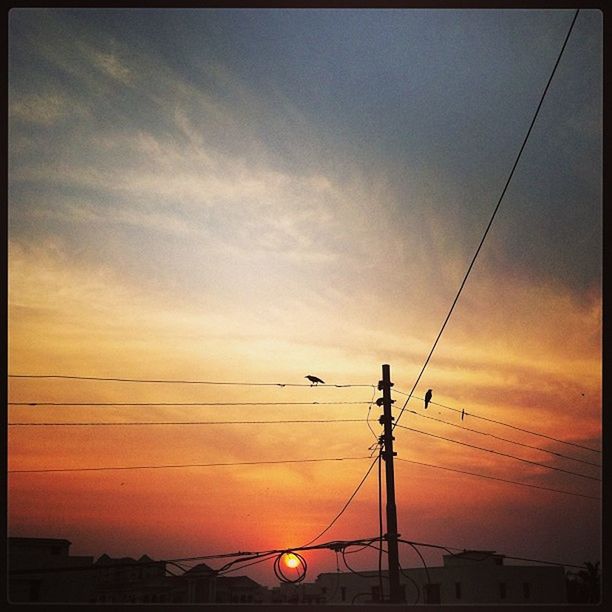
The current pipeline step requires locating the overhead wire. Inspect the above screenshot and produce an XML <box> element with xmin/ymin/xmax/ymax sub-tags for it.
<box><xmin>395</xmin><ymin>457</ymin><xmax>600</xmax><ymax>500</ymax></box>
<box><xmin>8</xmin><ymin>374</ymin><xmax>374</xmax><ymax>388</ymax></box>
<box><xmin>401</xmin><ymin>541</ymin><xmax>431</xmax><ymax>589</ymax></box>
<box><xmin>394</xmin><ymin>423</ymin><xmax>600</xmax><ymax>482</ymax></box>
<box><xmin>8</xmin><ymin>456</ymin><xmax>372</xmax><ymax>474</ymax></box>
<box><xmin>390</xmin><ymin>402</ymin><xmax>600</xmax><ymax>468</ymax></box>
<box><xmin>299</xmin><ymin>456</ymin><xmax>379</xmax><ymax>548</ymax></box>
<box><xmin>11</xmin><ymin>535</ymin><xmax>587</xmax><ymax>579</ymax></box>
<box><xmin>8</xmin><ymin>401</ymin><xmax>370</xmax><ymax>407</ymax></box>
<box><xmin>393</xmin><ymin>9</ymin><xmax>581</xmax><ymax>432</ymax></box>
<box><xmin>366</xmin><ymin>385</ymin><xmax>380</xmax><ymax>441</ymax></box>
<box><xmin>393</xmin><ymin>389</ymin><xmax>601</xmax><ymax>454</ymax></box>
<box><xmin>8</xmin><ymin>419</ymin><xmax>368</xmax><ymax>426</ymax></box>
<box><xmin>397</xmin><ymin>538</ymin><xmax>587</xmax><ymax>571</ymax></box>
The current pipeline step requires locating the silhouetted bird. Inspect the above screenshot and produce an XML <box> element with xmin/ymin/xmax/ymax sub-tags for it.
<box><xmin>305</xmin><ymin>375</ymin><xmax>325</xmax><ymax>386</ymax></box>
<box><xmin>461</xmin><ymin>409</ymin><xmax>465</xmax><ymax>421</ymax></box>
<box><xmin>424</xmin><ymin>389</ymin><xmax>432</xmax><ymax>409</ymax></box>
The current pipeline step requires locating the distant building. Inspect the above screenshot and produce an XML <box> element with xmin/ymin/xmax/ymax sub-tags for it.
<box><xmin>8</xmin><ymin>537</ymin><xmax>95</xmax><ymax>602</ymax></box>
<box><xmin>183</xmin><ymin>562</ymin><xmax>216</xmax><ymax>602</ymax></box>
<box><xmin>92</xmin><ymin>553</ymin><xmax>176</xmax><ymax>603</ymax></box>
<box><xmin>215</xmin><ymin>575</ymin><xmax>269</xmax><ymax>604</ymax></box>
<box><xmin>9</xmin><ymin>536</ymin><xmax>269</xmax><ymax>604</ymax></box>
<box><xmin>297</xmin><ymin>550</ymin><xmax>567</xmax><ymax>604</ymax></box>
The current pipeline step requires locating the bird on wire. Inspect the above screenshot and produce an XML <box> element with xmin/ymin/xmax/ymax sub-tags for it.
<box><xmin>305</xmin><ymin>375</ymin><xmax>325</xmax><ymax>386</ymax></box>
<box><xmin>461</xmin><ymin>408</ymin><xmax>465</xmax><ymax>421</ymax></box>
<box><xmin>424</xmin><ymin>389</ymin><xmax>432</xmax><ymax>409</ymax></box>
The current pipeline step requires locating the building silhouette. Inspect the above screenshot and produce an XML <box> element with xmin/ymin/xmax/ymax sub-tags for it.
<box><xmin>282</xmin><ymin>550</ymin><xmax>567</xmax><ymax>604</ymax></box>
<box><xmin>8</xmin><ymin>537</ymin><xmax>265</xmax><ymax>604</ymax></box>
<box><xmin>9</xmin><ymin>539</ymin><xmax>570</xmax><ymax>605</ymax></box>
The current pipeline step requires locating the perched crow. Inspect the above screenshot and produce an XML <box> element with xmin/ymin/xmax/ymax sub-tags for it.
<box><xmin>424</xmin><ymin>389</ymin><xmax>432</xmax><ymax>409</ymax></box>
<box><xmin>305</xmin><ymin>375</ymin><xmax>325</xmax><ymax>386</ymax></box>
<box><xmin>461</xmin><ymin>408</ymin><xmax>465</xmax><ymax>421</ymax></box>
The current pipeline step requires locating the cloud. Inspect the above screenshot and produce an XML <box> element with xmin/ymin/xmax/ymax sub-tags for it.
<box><xmin>9</xmin><ymin>92</ymin><xmax>74</xmax><ymax>126</ymax></box>
<box><xmin>91</xmin><ymin>50</ymin><xmax>133</xmax><ymax>84</ymax></box>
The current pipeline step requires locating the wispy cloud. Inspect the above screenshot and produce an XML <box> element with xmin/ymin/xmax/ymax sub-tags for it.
<box><xmin>91</xmin><ymin>50</ymin><xmax>133</xmax><ymax>84</ymax></box>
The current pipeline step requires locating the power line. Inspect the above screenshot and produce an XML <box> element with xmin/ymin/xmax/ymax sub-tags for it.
<box><xmin>394</xmin><ymin>423</ymin><xmax>600</xmax><ymax>482</ymax></box>
<box><xmin>9</xmin><ymin>537</ymin><xmax>380</xmax><ymax>576</ymax></box>
<box><xmin>8</xmin><ymin>419</ymin><xmax>367</xmax><ymax>426</ymax></box>
<box><xmin>8</xmin><ymin>401</ymin><xmax>370</xmax><ymax>407</ymax></box>
<box><xmin>392</xmin><ymin>405</ymin><xmax>600</xmax><ymax>468</ymax></box>
<box><xmin>398</xmin><ymin>539</ymin><xmax>587</xmax><ymax>571</ymax></box>
<box><xmin>393</xmin><ymin>389</ymin><xmax>600</xmax><ymax>454</ymax></box>
<box><xmin>395</xmin><ymin>457</ymin><xmax>600</xmax><ymax>501</ymax></box>
<box><xmin>10</xmin><ymin>535</ymin><xmax>588</xmax><ymax>576</ymax></box>
<box><xmin>393</xmin><ymin>9</ymin><xmax>581</xmax><ymax>431</ymax></box>
<box><xmin>300</xmin><ymin>456</ymin><xmax>379</xmax><ymax>548</ymax></box>
<box><xmin>8</xmin><ymin>374</ymin><xmax>374</xmax><ymax>388</ymax></box>
<box><xmin>8</xmin><ymin>456</ymin><xmax>371</xmax><ymax>474</ymax></box>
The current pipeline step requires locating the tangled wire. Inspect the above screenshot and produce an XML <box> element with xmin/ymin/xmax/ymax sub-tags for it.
<box><xmin>273</xmin><ymin>551</ymin><xmax>308</xmax><ymax>584</ymax></box>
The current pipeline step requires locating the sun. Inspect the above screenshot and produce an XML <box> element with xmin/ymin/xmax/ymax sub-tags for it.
<box><xmin>283</xmin><ymin>553</ymin><xmax>300</xmax><ymax>569</ymax></box>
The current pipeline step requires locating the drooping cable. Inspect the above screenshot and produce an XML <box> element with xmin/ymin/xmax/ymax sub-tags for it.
<box><xmin>394</xmin><ymin>423</ymin><xmax>600</xmax><ymax>481</ymax></box>
<box><xmin>391</xmin><ymin>403</ymin><xmax>600</xmax><ymax>467</ymax></box>
<box><xmin>395</xmin><ymin>456</ymin><xmax>599</xmax><ymax>500</ymax></box>
<box><xmin>401</xmin><ymin>540</ymin><xmax>431</xmax><ymax>588</ymax></box>
<box><xmin>392</xmin><ymin>389</ymin><xmax>600</xmax><ymax>454</ymax></box>
<box><xmin>300</xmin><ymin>456</ymin><xmax>379</xmax><ymax>548</ymax></box>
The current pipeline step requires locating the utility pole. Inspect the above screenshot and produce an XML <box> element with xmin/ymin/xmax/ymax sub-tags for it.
<box><xmin>378</xmin><ymin>363</ymin><xmax>403</xmax><ymax>603</ymax></box>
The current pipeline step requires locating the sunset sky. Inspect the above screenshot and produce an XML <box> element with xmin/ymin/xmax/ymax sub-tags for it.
<box><xmin>8</xmin><ymin>8</ymin><xmax>601</xmax><ymax>586</ymax></box>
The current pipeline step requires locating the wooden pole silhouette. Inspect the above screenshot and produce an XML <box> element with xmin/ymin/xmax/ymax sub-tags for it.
<box><xmin>380</xmin><ymin>364</ymin><xmax>403</xmax><ymax>603</ymax></box>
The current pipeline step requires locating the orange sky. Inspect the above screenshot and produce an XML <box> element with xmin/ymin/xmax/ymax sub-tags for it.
<box><xmin>8</xmin><ymin>7</ymin><xmax>601</xmax><ymax>587</ymax></box>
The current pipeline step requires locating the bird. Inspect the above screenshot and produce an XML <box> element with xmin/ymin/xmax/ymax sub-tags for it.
<box><xmin>305</xmin><ymin>375</ymin><xmax>325</xmax><ymax>386</ymax></box>
<box><xmin>461</xmin><ymin>408</ymin><xmax>465</xmax><ymax>421</ymax></box>
<box><xmin>424</xmin><ymin>389</ymin><xmax>432</xmax><ymax>409</ymax></box>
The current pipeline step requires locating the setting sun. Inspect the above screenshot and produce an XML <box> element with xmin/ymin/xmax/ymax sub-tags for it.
<box><xmin>283</xmin><ymin>553</ymin><xmax>300</xmax><ymax>569</ymax></box>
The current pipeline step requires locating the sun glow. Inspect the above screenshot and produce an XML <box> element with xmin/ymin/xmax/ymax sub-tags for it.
<box><xmin>283</xmin><ymin>553</ymin><xmax>300</xmax><ymax>569</ymax></box>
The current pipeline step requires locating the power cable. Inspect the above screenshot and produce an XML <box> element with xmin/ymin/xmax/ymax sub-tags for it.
<box><xmin>394</xmin><ymin>423</ymin><xmax>600</xmax><ymax>482</ymax></box>
<box><xmin>300</xmin><ymin>456</ymin><xmax>379</xmax><ymax>548</ymax></box>
<box><xmin>393</xmin><ymin>9</ymin><xmax>581</xmax><ymax>431</ymax></box>
<box><xmin>395</xmin><ymin>457</ymin><xmax>600</xmax><ymax>500</ymax></box>
<box><xmin>366</xmin><ymin>385</ymin><xmax>380</xmax><ymax>441</ymax></box>
<box><xmin>8</xmin><ymin>374</ymin><xmax>374</xmax><ymax>388</ymax></box>
<box><xmin>8</xmin><ymin>401</ymin><xmax>370</xmax><ymax>407</ymax></box>
<box><xmin>393</xmin><ymin>389</ymin><xmax>600</xmax><ymax>454</ymax></box>
<box><xmin>397</xmin><ymin>539</ymin><xmax>587</xmax><ymax>571</ymax></box>
<box><xmin>402</xmin><ymin>541</ymin><xmax>431</xmax><ymax>588</ymax></box>
<box><xmin>8</xmin><ymin>456</ymin><xmax>371</xmax><ymax>474</ymax></box>
<box><xmin>8</xmin><ymin>419</ymin><xmax>367</xmax><ymax>426</ymax></box>
<box><xmin>392</xmin><ymin>404</ymin><xmax>600</xmax><ymax>468</ymax></box>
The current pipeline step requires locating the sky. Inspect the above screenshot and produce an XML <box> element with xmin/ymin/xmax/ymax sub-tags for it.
<box><xmin>7</xmin><ymin>8</ymin><xmax>602</xmax><ymax>587</ymax></box>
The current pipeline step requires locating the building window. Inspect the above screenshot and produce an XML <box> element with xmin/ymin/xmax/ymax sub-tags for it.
<box><xmin>455</xmin><ymin>582</ymin><xmax>462</xmax><ymax>600</ymax></box>
<box><xmin>523</xmin><ymin>582</ymin><xmax>531</xmax><ymax>599</ymax></box>
<box><xmin>499</xmin><ymin>582</ymin><xmax>507</xmax><ymax>600</ymax></box>
<box><xmin>340</xmin><ymin>586</ymin><xmax>346</xmax><ymax>602</ymax></box>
